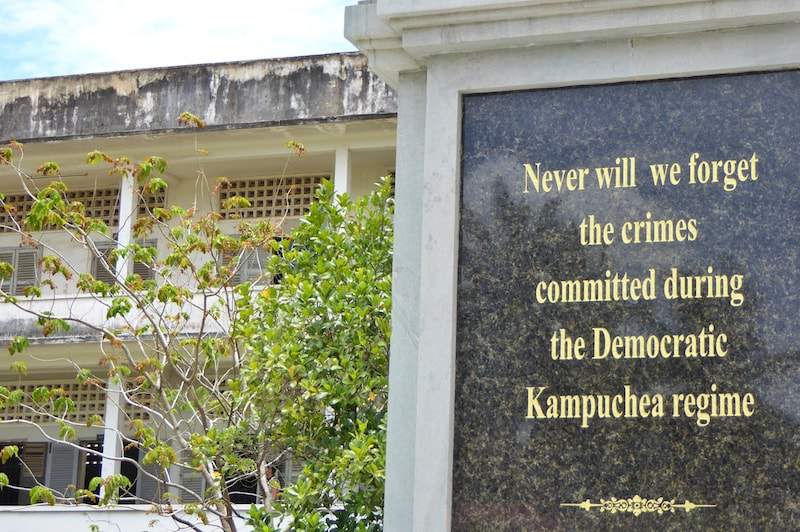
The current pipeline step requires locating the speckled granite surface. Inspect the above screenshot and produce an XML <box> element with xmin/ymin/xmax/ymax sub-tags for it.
<box><xmin>454</xmin><ymin>71</ymin><xmax>800</xmax><ymax>531</ymax></box>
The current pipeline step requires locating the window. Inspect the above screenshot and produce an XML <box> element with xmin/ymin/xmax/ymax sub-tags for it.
<box><xmin>179</xmin><ymin>449</ymin><xmax>205</xmax><ymax>503</ymax></box>
<box><xmin>227</xmin><ymin>455</ymin><xmax>288</xmax><ymax>504</ymax></box>
<box><xmin>91</xmin><ymin>239</ymin><xmax>157</xmax><ymax>284</ymax></box>
<box><xmin>228</xmin><ymin>473</ymin><xmax>260</xmax><ymax>504</ymax></box>
<box><xmin>46</xmin><ymin>436</ymin><xmax>154</xmax><ymax>505</ymax></box>
<box><xmin>76</xmin><ymin>437</ymin><xmax>140</xmax><ymax>504</ymax></box>
<box><xmin>91</xmin><ymin>241</ymin><xmax>117</xmax><ymax>284</ymax></box>
<box><xmin>77</xmin><ymin>437</ymin><xmax>103</xmax><ymax>502</ymax></box>
<box><xmin>223</xmin><ymin>237</ymin><xmax>281</xmax><ymax>286</ymax></box>
<box><xmin>132</xmin><ymin>240</ymin><xmax>157</xmax><ymax>281</ymax></box>
<box><xmin>0</xmin><ymin>442</ymin><xmax>47</xmax><ymax>505</ymax></box>
<box><xmin>0</xmin><ymin>442</ymin><xmax>23</xmax><ymax>505</ymax></box>
<box><xmin>0</xmin><ymin>247</ymin><xmax>40</xmax><ymax>296</ymax></box>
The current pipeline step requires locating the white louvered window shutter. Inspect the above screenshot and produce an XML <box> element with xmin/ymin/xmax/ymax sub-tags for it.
<box><xmin>222</xmin><ymin>247</ymin><xmax>242</xmax><ymax>286</ymax></box>
<box><xmin>91</xmin><ymin>242</ymin><xmax>117</xmax><ymax>285</ymax></box>
<box><xmin>0</xmin><ymin>248</ymin><xmax>40</xmax><ymax>296</ymax></box>
<box><xmin>14</xmin><ymin>249</ymin><xmax>39</xmax><ymax>296</ymax></box>
<box><xmin>19</xmin><ymin>442</ymin><xmax>48</xmax><ymax>504</ymax></box>
<box><xmin>132</xmin><ymin>240</ymin><xmax>157</xmax><ymax>281</ymax></box>
<box><xmin>224</xmin><ymin>236</ymin><xmax>273</xmax><ymax>286</ymax></box>
<box><xmin>288</xmin><ymin>457</ymin><xmax>304</xmax><ymax>483</ymax></box>
<box><xmin>136</xmin><ymin>453</ymin><xmax>162</xmax><ymax>504</ymax></box>
<box><xmin>46</xmin><ymin>442</ymin><xmax>78</xmax><ymax>497</ymax></box>
<box><xmin>179</xmin><ymin>450</ymin><xmax>205</xmax><ymax>502</ymax></box>
<box><xmin>241</xmin><ymin>246</ymin><xmax>270</xmax><ymax>284</ymax></box>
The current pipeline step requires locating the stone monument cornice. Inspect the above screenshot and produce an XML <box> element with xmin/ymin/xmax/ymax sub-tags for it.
<box><xmin>346</xmin><ymin>0</ymin><xmax>800</xmax><ymax>86</ymax></box>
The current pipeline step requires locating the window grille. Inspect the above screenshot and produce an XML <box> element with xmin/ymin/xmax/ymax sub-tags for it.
<box><xmin>0</xmin><ymin>188</ymin><xmax>166</xmax><ymax>232</ymax></box>
<box><xmin>126</xmin><ymin>390</ymin><xmax>154</xmax><ymax>420</ymax></box>
<box><xmin>81</xmin><ymin>438</ymin><xmax>103</xmax><ymax>469</ymax></box>
<box><xmin>70</xmin><ymin>188</ymin><xmax>120</xmax><ymax>226</ymax></box>
<box><xmin>0</xmin><ymin>193</ymin><xmax>35</xmax><ymax>232</ymax></box>
<box><xmin>0</xmin><ymin>247</ymin><xmax>40</xmax><ymax>296</ymax></box>
<box><xmin>138</xmin><ymin>190</ymin><xmax>166</xmax><ymax>218</ymax></box>
<box><xmin>0</xmin><ymin>382</ymin><xmax>151</xmax><ymax>424</ymax></box>
<box><xmin>78</xmin><ymin>437</ymin><xmax>103</xmax><ymax>498</ymax></box>
<box><xmin>218</xmin><ymin>175</ymin><xmax>324</xmax><ymax>219</ymax></box>
<box><xmin>0</xmin><ymin>382</ymin><xmax>104</xmax><ymax>424</ymax></box>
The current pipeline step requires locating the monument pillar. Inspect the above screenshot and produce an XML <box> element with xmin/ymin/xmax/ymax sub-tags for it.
<box><xmin>346</xmin><ymin>2</ymin><xmax>800</xmax><ymax>530</ymax></box>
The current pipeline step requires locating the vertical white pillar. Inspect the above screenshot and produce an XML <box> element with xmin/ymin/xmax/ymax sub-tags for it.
<box><xmin>100</xmin><ymin>170</ymin><xmax>136</xmax><ymax>482</ymax></box>
<box><xmin>334</xmin><ymin>146</ymin><xmax>352</xmax><ymax>196</ymax></box>
<box><xmin>100</xmin><ymin>381</ymin><xmax>124</xmax><ymax>480</ymax></box>
<box><xmin>384</xmin><ymin>71</ymin><xmax>426</xmax><ymax>532</ymax></box>
<box><xmin>115</xmin><ymin>170</ymin><xmax>136</xmax><ymax>277</ymax></box>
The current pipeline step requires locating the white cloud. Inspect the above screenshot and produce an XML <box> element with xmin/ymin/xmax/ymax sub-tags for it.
<box><xmin>2</xmin><ymin>0</ymin><xmax>356</xmax><ymax>79</ymax></box>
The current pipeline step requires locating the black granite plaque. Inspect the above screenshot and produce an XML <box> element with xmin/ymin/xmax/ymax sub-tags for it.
<box><xmin>454</xmin><ymin>71</ymin><xmax>800</xmax><ymax>531</ymax></box>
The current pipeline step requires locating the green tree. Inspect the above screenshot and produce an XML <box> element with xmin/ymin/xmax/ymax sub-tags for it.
<box><xmin>245</xmin><ymin>178</ymin><xmax>393</xmax><ymax>531</ymax></box>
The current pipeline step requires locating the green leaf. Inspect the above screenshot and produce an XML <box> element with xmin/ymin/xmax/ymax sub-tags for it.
<box><xmin>142</xmin><ymin>445</ymin><xmax>177</xmax><ymax>469</ymax></box>
<box><xmin>9</xmin><ymin>361</ymin><xmax>27</xmax><ymax>376</ymax></box>
<box><xmin>86</xmin><ymin>150</ymin><xmax>112</xmax><ymax>165</ymax></box>
<box><xmin>29</xmin><ymin>486</ymin><xmax>56</xmax><ymax>505</ymax></box>
<box><xmin>146</xmin><ymin>156</ymin><xmax>167</xmax><ymax>174</ymax></box>
<box><xmin>0</xmin><ymin>445</ymin><xmax>19</xmax><ymax>464</ymax></box>
<box><xmin>221</xmin><ymin>196</ymin><xmax>252</xmax><ymax>210</ymax></box>
<box><xmin>85</xmin><ymin>414</ymin><xmax>103</xmax><ymax>427</ymax></box>
<box><xmin>58</xmin><ymin>422</ymin><xmax>76</xmax><ymax>440</ymax></box>
<box><xmin>0</xmin><ymin>472</ymin><xmax>8</xmax><ymax>488</ymax></box>
<box><xmin>0</xmin><ymin>261</ymin><xmax>12</xmax><ymax>281</ymax></box>
<box><xmin>35</xmin><ymin>162</ymin><xmax>60</xmax><ymax>177</ymax></box>
<box><xmin>7</xmin><ymin>390</ymin><xmax>23</xmax><ymax>406</ymax></box>
<box><xmin>147</xmin><ymin>177</ymin><xmax>168</xmax><ymax>194</ymax></box>
<box><xmin>177</xmin><ymin>111</ymin><xmax>206</xmax><ymax>128</ymax></box>
<box><xmin>106</xmin><ymin>297</ymin><xmax>132</xmax><ymax>319</ymax></box>
<box><xmin>31</xmin><ymin>386</ymin><xmax>50</xmax><ymax>404</ymax></box>
<box><xmin>23</xmin><ymin>285</ymin><xmax>42</xmax><ymax>298</ymax></box>
<box><xmin>88</xmin><ymin>476</ymin><xmax>102</xmax><ymax>493</ymax></box>
<box><xmin>8</xmin><ymin>336</ymin><xmax>28</xmax><ymax>355</ymax></box>
<box><xmin>75</xmin><ymin>489</ymin><xmax>97</xmax><ymax>503</ymax></box>
<box><xmin>76</xmin><ymin>368</ymin><xmax>93</xmax><ymax>384</ymax></box>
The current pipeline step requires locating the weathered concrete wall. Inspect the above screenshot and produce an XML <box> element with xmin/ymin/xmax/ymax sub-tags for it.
<box><xmin>0</xmin><ymin>52</ymin><xmax>396</xmax><ymax>142</ymax></box>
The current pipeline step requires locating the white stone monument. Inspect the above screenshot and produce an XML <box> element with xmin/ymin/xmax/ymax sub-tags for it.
<box><xmin>346</xmin><ymin>2</ymin><xmax>800</xmax><ymax>531</ymax></box>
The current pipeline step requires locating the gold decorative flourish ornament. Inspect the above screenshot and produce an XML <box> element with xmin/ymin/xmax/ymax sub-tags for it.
<box><xmin>560</xmin><ymin>495</ymin><xmax>715</xmax><ymax>516</ymax></box>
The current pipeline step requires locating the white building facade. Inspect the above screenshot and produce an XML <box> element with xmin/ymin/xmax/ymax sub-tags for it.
<box><xmin>0</xmin><ymin>52</ymin><xmax>396</xmax><ymax>530</ymax></box>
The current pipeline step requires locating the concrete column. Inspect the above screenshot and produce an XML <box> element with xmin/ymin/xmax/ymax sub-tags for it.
<box><xmin>384</xmin><ymin>70</ymin><xmax>426</xmax><ymax>532</ymax></box>
<box><xmin>100</xmin><ymin>381</ymin><xmax>124</xmax><ymax>480</ymax></box>
<box><xmin>114</xmin><ymin>170</ymin><xmax>136</xmax><ymax>277</ymax></box>
<box><xmin>100</xmin><ymin>170</ymin><xmax>136</xmax><ymax>482</ymax></box>
<box><xmin>334</xmin><ymin>146</ymin><xmax>352</xmax><ymax>196</ymax></box>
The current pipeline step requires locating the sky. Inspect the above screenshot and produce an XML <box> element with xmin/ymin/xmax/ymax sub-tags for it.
<box><xmin>0</xmin><ymin>0</ymin><xmax>357</xmax><ymax>81</ymax></box>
